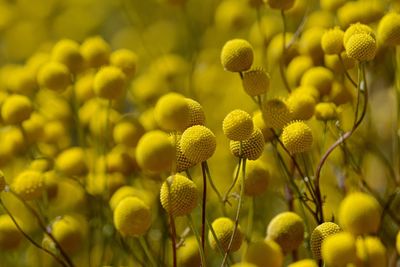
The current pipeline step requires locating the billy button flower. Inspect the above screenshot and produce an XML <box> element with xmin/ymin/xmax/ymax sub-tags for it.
<box><xmin>288</xmin><ymin>259</ymin><xmax>318</xmax><ymax>267</ymax></box>
<box><xmin>262</xmin><ymin>98</ymin><xmax>292</xmax><ymax>130</ymax></box>
<box><xmin>230</xmin><ymin>128</ymin><xmax>265</xmax><ymax>160</ymax></box>
<box><xmin>11</xmin><ymin>170</ymin><xmax>44</xmax><ymax>201</ymax></box>
<box><xmin>208</xmin><ymin>217</ymin><xmax>244</xmax><ymax>252</ymax></box>
<box><xmin>310</xmin><ymin>222</ymin><xmax>342</xmax><ymax>260</ymax></box>
<box><xmin>51</xmin><ymin>39</ymin><xmax>84</xmax><ymax>74</ymax></box>
<box><xmin>377</xmin><ymin>12</ymin><xmax>400</xmax><ymax>46</ymax></box>
<box><xmin>321</xmin><ymin>27</ymin><xmax>345</xmax><ymax>55</ymax></box>
<box><xmin>80</xmin><ymin>36</ymin><xmax>111</xmax><ymax>68</ymax></box>
<box><xmin>180</xmin><ymin>125</ymin><xmax>216</xmax><ymax>165</ymax></box>
<box><xmin>244</xmin><ymin>239</ymin><xmax>283</xmax><ymax>267</ymax></box>
<box><xmin>241</xmin><ymin>68</ymin><xmax>270</xmax><ymax>97</ymax></box>
<box><xmin>110</xmin><ymin>48</ymin><xmax>138</xmax><ymax>79</ymax></box>
<box><xmin>321</xmin><ymin>232</ymin><xmax>357</xmax><ymax>266</ymax></box>
<box><xmin>93</xmin><ymin>66</ymin><xmax>127</xmax><ymax>100</ymax></box>
<box><xmin>37</xmin><ymin>61</ymin><xmax>71</xmax><ymax>92</ymax></box>
<box><xmin>221</xmin><ymin>39</ymin><xmax>254</xmax><ymax>73</ymax></box>
<box><xmin>1</xmin><ymin>94</ymin><xmax>33</xmax><ymax>125</ymax></box>
<box><xmin>345</xmin><ymin>33</ymin><xmax>377</xmax><ymax>62</ymax></box>
<box><xmin>281</xmin><ymin>121</ymin><xmax>313</xmax><ymax>155</ymax></box>
<box><xmin>223</xmin><ymin>109</ymin><xmax>254</xmax><ymax>141</ymax></box>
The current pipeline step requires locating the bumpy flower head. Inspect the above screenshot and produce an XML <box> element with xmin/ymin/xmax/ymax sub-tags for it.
<box><xmin>378</xmin><ymin>12</ymin><xmax>400</xmax><ymax>46</ymax></box>
<box><xmin>208</xmin><ymin>217</ymin><xmax>243</xmax><ymax>252</ymax></box>
<box><xmin>113</xmin><ymin>196</ymin><xmax>152</xmax><ymax>237</ymax></box>
<box><xmin>160</xmin><ymin>174</ymin><xmax>198</xmax><ymax>217</ymax></box>
<box><xmin>321</xmin><ymin>27</ymin><xmax>345</xmax><ymax>55</ymax></box>
<box><xmin>51</xmin><ymin>39</ymin><xmax>84</xmax><ymax>74</ymax></box>
<box><xmin>230</xmin><ymin>128</ymin><xmax>265</xmax><ymax>160</ymax></box>
<box><xmin>110</xmin><ymin>48</ymin><xmax>138</xmax><ymax>78</ymax></box>
<box><xmin>321</xmin><ymin>232</ymin><xmax>357</xmax><ymax>266</ymax></box>
<box><xmin>113</xmin><ymin>119</ymin><xmax>145</xmax><ymax>147</ymax></box>
<box><xmin>37</xmin><ymin>61</ymin><xmax>71</xmax><ymax>92</ymax></box>
<box><xmin>287</xmin><ymin>56</ymin><xmax>314</xmax><ymax>87</ymax></box>
<box><xmin>80</xmin><ymin>36</ymin><xmax>111</xmax><ymax>68</ymax></box>
<box><xmin>56</xmin><ymin>147</ymin><xmax>88</xmax><ymax>176</ymax></box>
<box><xmin>94</xmin><ymin>66</ymin><xmax>126</xmax><ymax>100</ymax></box>
<box><xmin>281</xmin><ymin>121</ymin><xmax>313</xmax><ymax>154</ymax></box>
<box><xmin>315</xmin><ymin>102</ymin><xmax>338</xmax><ymax>121</ymax></box>
<box><xmin>300</xmin><ymin>67</ymin><xmax>334</xmax><ymax>96</ymax></box>
<box><xmin>0</xmin><ymin>214</ymin><xmax>23</xmax><ymax>250</ymax></box>
<box><xmin>288</xmin><ymin>259</ymin><xmax>318</xmax><ymax>267</ymax></box>
<box><xmin>286</xmin><ymin>94</ymin><xmax>316</xmax><ymax>121</ymax></box>
<box><xmin>343</xmin><ymin>23</ymin><xmax>375</xmax><ymax>46</ymax></box>
<box><xmin>154</xmin><ymin>93</ymin><xmax>190</xmax><ymax>132</ymax></box>
<box><xmin>244</xmin><ymin>239</ymin><xmax>283</xmax><ymax>267</ymax></box>
<box><xmin>265</xmin><ymin>0</ymin><xmax>295</xmax><ymax>10</ymax></box>
<box><xmin>12</xmin><ymin>170</ymin><xmax>44</xmax><ymax>201</ymax></box>
<box><xmin>109</xmin><ymin>186</ymin><xmax>153</xmax><ymax>211</ymax></box>
<box><xmin>180</xmin><ymin>125</ymin><xmax>216</xmax><ymax>164</ymax></box>
<box><xmin>242</xmin><ymin>68</ymin><xmax>270</xmax><ymax>96</ymax></box>
<box><xmin>0</xmin><ymin>171</ymin><xmax>5</xmax><ymax>192</ymax></box>
<box><xmin>135</xmin><ymin>130</ymin><xmax>175</xmax><ymax>173</ymax></box>
<box><xmin>1</xmin><ymin>94</ymin><xmax>33</xmax><ymax>125</ymax></box>
<box><xmin>355</xmin><ymin>236</ymin><xmax>387</xmax><ymax>266</ymax></box>
<box><xmin>169</xmin><ymin>134</ymin><xmax>196</xmax><ymax>173</ymax></box>
<box><xmin>345</xmin><ymin>33</ymin><xmax>377</xmax><ymax>61</ymax></box>
<box><xmin>177</xmin><ymin>236</ymin><xmax>201</xmax><ymax>267</ymax></box>
<box><xmin>223</xmin><ymin>109</ymin><xmax>254</xmax><ymax>141</ymax></box>
<box><xmin>310</xmin><ymin>222</ymin><xmax>342</xmax><ymax>260</ymax></box>
<box><xmin>51</xmin><ymin>215</ymin><xmax>87</xmax><ymax>254</ymax></box>
<box><xmin>242</xmin><ymin>159</ymin><xmax>270</xmax><ymax>196</ymax></box>
<box><xmin>253</xmin><ymin>111</ymin><xmax>274</xmax><ymax>142</ymax></box>
<box><xmin>266</xmin><ymin>211</ymin><xmax>305</xmax><ymax>254</ymax></box>
<box><xmin>185</xmin><ymin>98</ymin><xmax>206</xmax><ymax>127</ymax></box>
<box><xmin>262</xmin><ymin>99</ymin><xmax>292</xmax><ymax>129</ymax></box>
<box><xmin>338</xmin><ymin>192</ymin><xmax>381</xmax><ymax>235</ymax></box>
<box><xmin>221</xmin><ymin>39</ymin><xmax>254</xmax><ymax>72</ymax></box>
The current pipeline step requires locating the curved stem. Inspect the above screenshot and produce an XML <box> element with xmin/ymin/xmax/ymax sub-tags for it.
<box><xmin>338</xmin><ymin>53</ymin><xmax>357</xmax><ymax>88</ymax></box>
<box><xmin>204</xmin><ymin>162</ymin><xmax>224</xmax><ymax>203</ymax></box>
<box><xmin>223</xmin><ymin>157</ymin><xmax>242</xmax><ymax>204</ymax></box>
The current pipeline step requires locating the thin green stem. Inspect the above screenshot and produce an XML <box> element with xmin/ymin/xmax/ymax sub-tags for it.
<box><xmin>139</xmin><ymin>236</ymin><xmax>157</xmax><ymax>267</ymax></box>
<box><xmin>204</xmin><ymin>162</ymin><xmax>224</xmax><ymax>203</ymax></box>
<box><xmin>223</xmin><ymin>157</ymin><xmax>242</xmax><ymax>205</ymax></box>
<box><xmin>187</xmin><ymin>214</ymin><xmax>206</xmax><ymax>267</ymax></box>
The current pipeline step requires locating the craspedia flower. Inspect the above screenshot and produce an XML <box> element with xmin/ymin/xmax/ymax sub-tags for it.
<box><xmin>315</xmin><ymin>102</ymin><xmax>338</xmax><ymax>121</ymax></box>
<box><xmin>0</xmin><ymin>215</ymin><xmax>23</xmax><ymax>250</ymax></box>
<box><xmin>265</xmin><ymin>0</ymin><xmax>295</xmax><ymax>10</ymax></box>
<box><xmin>1</xmin><ymin>94</ymin><xmax>33</xmax><ymax>125</ymax></box>
<box><xmin>377</xmin><ymin>12</ymin><xmax>400</xmax><ymax>46</ymax></box>
<box><xmin>0</xmin><ymin>170</ymin><xmax>5</xmax><ymax>192</ymax></box>
<box><xmin>55</xmin><ymin>147</ymin><xmax>88</xmax><ymax>176</ymax></box>
<box><xmin>93</xmin><ymin>66</ymin><xmax>126</xmax><ymax>100</ymax></box>
<box><xmin>113</xmin><ymin>119</ymin><xmax>145</xmax><ymax>147</ymax></box>
<box><xmin>300</xmin><ymin>67</ymin><xmax>334</xmax><ymax>96</ymax></box>
<box><xmin>208</xmin><ymin>217</ymin><xmax>243</xmax><ymax>252</ymax></box>
<box><xmin>180</xmin><ymin>125</ymin><xmax>216</xmax><ymax>164</ymax></box>
<box><xmin>109</xmin><ymin>186</ymin><xmax>153</xmax><ymax>211</ymax></box>
<box><xmin>242</xmin><ymin>159</ymin><xmax>270</xmax><ymax>196</ymax></box>
<box><xmin>244</xmin><ymin>239</ymin><xmax>283</xmax><ymax>267</ymax></box>
<box><xmin>355</xmin><ymin>236</ymin><xmax>387</xmax><ymax>267</ymax></box>
<box><xmin>51</xmin><ymin>39</ymin><xmax>84</xmax><ymax>74</ymax></box>
<box><xmin>291</xmin><ymin>86</ymin><xmax>320</xmax><ymax>102</ymax></box>
<box><xmin>299</xmin><ymin>27</ymin><xmax>325</xmax><ymax>62</ymax></box>
<box><xmin>345</xmin><ymin>33</ymin><xmax>377</xmax><ymax>61</ymax></box>
<box><xmin>329</xmin><ymin>80</ymin><xmax>353</xmax><ymax>105</ymax></box>
<box><xmin>253</xmin><ymin>111</ymin><xmax>274</xmax><ymax>142</ymax></box>
<box><xmin>266</xmin><ymin>211</ymin><xmax>305</xmax><ymax>254</ymax></box>
<box><xmin>223</xmin><ymin>109</ymin><xmax>254</xmax><ymax>141</ymax></box>
<box><xmin>154</xmin><ymin>93</ymin><xmax>190</xmax><ymax>132</ymax></box>
<box><xmin>114</xmin><ymin>196</ymin><xmax>152</xmax><ymax>237</ymax></box>
<box><xmin>242</xmin><ymin>68</ymin><xmax>270</xmax><ymax>96</ymax></box>
<box><xmin>160</xmin><ymin>174</ymin><xmax>198</xmax><ymax>217</ymax></box>
<box><xmin>321</xmin><ymin>232</ymin><xmax>357</xmax><ymax>266</ymax></box>
<box><xmin>37</xmin><ymin>61</ymin><xmax>71</xmax><ymax>92</ymax></box>
<box><xmin>221</xmin><ymin>39</ymin><xmax>254</xmax><ymax>72</ymax></box>
<box><xmin>281</xmin><ymin>121</ymin><xmax>313</xmax><ymax>154</ymax></box>
<box><xmin>321</xmin><ymin>27</ymin><xmax>345</xmax><ymax>55</ymax></box>
<box><xmin>262</xmin><ymin>98</ymin><xmax>292</xmax><ymax>129</ymax></box>
<box><xmin>343</xmin><ymin>23</ymin><xmax>375</xmax><ymax>46</ymax></box>
<box><xmin>310</xmin><ymin>222</ymin><xmax>342</xmax><ymax>260</ymax></box>
<box><xmin>286</xmin><ymin>94</ymin><xmax>316</xmax><ymax>121</ymax></box>
<box><xmin>51</xmin><ymin>215</ymin><xmax>87</xmax><ymax>254</ymax></box>
<box><xmin>230</xmin><ymin>128</ymin><xmax>265</xmax><ymax>160</ymax></box>
<box><xmin>185</xmin><ymin>98</ymin><xmax>206</xmax><ymax>127</ymax></box>
<box><xmin>177</xmin><ymin>236</ymin><xmax>201</xmax><ymax>267</ymax></box>
<box><xmin>324</xmin><ymin>51</ymin><xmax>356</xmax><ymax>73</ymax></box>
<box><xmin>338</xmin><ymin>192</ymin><xmax>381</xmax><ymax>235</ymax></box>
<box><xmin>286</xmin><ymin>56</ymin><xmax>314</xmax><ymax>87</ymax></box>
<box><xmin>12</xmin><ymin>170</ymin><xmax>44</xmax><ymax>201</ymax></box>
<box><xmin>288</xmin><ymin>259</ymin><xmax>318</xmax><ymax>267</ymax></box>
<box><xmin>169</xmin><ymin>135</ymin><xmax>196</xmax><ymax>173</ymax></box>
<box><xmin>80</xmin><ymin>36</ymin><xmax>111</xmax><ymax>68</ymax></box>
<box><xmin>320</xmin><ymin>0</ymin><xmax>346</xmax><ymax>11</ymax></box>
<box><xmin>110</xmin><ymin>48</ymin><xmax>138</xmax><ymax>78</ymax></box>
<box><xmin>135</xmin><ymin>130</ymin><xmax>175</xmax><ymax>173</ymax></box>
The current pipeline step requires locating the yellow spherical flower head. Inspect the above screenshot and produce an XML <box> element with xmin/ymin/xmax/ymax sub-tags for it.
<box><xmin>282</xmin><ymin>121</ymin><xmax>313</xmax><ymax>155</ymax></box>
<box><xmin>214</xmin><ymin>0</ymin><xmax>251</xmax><ymax>31</ymax></box>
<box><xmin>310</xmin><ymin>222</ymin><xmax>342</xmax><ymax>260</ymax></box>
<box><xmin>185</xmin><ymin>98</ymin><xmax>206</xmax><ymax>127</ymax></box>
<box><xmin>262</xmin><ymin>98</ymin><xmax>292</xmax><ymax>129</ymax></box>
<box><xmin>1</xmin><ymin>94</ymin><xmax>33</xmax><ymax>125</ymax></box>
<box><xmin>321</xmin><ymin>232</ymin><xmax>357</xmax><ymax>267</ymax></box>
<box><xmin>7</xmin><ymin>67</ymin><xmax>37</xmax><ymax>95</ymax></box>
<box><xmin>12</xmin><ymin>170</ymin><xmax>44</xmax><ymax>201</ymax></box>
<box><xmin>208</xmin><ymin>217</ymin><xmax>244</xmax><ymax>252</ymax></box>
<box><xmin>37</xmin><ymin>61</ymin><xmax>71</xmax><ymax>92</ymax></box>
<box><xmin>378</xmin><ymin>12</ymin><xmax>400</xmax><ymax>46</ymax></box>
<box><xmin>300</xmin><ymin>67</ymin><xmax>334</xmax><ymax>96</ymax></box>
<box><xmin>266</xmin><ymin>211</ymin><xmax>305</xmax><ymax>254</ymax></box>
<box><xmin>223</xmin><ymin>109</ymin><xmax>254</xmax><ymax>141</ymax></box>
<box><xmin>345</xmin><ymin>33</ymin><xmax>377</xmax><ymax>61</ymax></box>
<box><xmin>321</xmin><ymin>27</ymin><xmax>345</xmax><ymax>55</ymax></box>
<box><xmin>94</xmin><ymin>66</ymin><xmax>127</xmax><ymax>100</ymax></box>
<box><xmin>80</xmin><ymin>36</ymin><xmax>111</xmax><ymax>68</ymax></box>
<box><xmin>299</xmin><ymin>27</ymin><xmax>325</xmax><ymax>62</ymax></box>
<box><xmin>291</xmin><ymin>85</ymin><xmax>320</xmax><ymax>102</ymax></box>
<box><xmin>253</xmin><ymin>110</ymin><xmax>274</xmax><ymax>142</ymax></box>
<box><xmin>396</xmin><ymin>231</ymin><xmax>400</xmax><ymax>255</ymax></box>
<box><xmin>154</xmin><ymin>92</ymin><xmax>191</xmax><ymax>132</ymax></box>
<box><xmin>265</xmin><ymin>0</ymin><xmax>295</xmax><ymax>10</ymax></box>
<box><xmin>0</xmin><ymin>170</ymin><xmax>5</xmax><ymax>192</ymax></box>
<box><xmin>242</xmin><ymin>159</ymin><xmax>270</xmax><ymax>196</ymax></box>
<box><xmin>320</xmin><ymin>0</ymin><xmax>346</xmax><ymax>11</ymax></box>
<box><xmin>315</xmin><ymin>102</ymin><xmax>338</xmax><ymax>121</ymax></box>
<box><xmin>242</xmin><ymin>68</ymin><xmax>270</xmax><ymax>96</ymax></box>
<box><xmin>230</xmin><ymin>128</ymin><xmax>265</xmax><ymax>160</ymax></box>
<box><xmin>180</xmin><ymin>125</ymin><xmax>216</xmax><ymax>164</ymax></box>
<box><xmin>355</xmin><ymin>236</ymin><xmax>387</xmax><ymax>267</ymax></box>
<box><xmin>286</xmin><ymin>94</ymin><xmax>316</xmax><ymax>121</ymax></box>
<box><xmin>287</xmin><ymin>56</ymin><xmax>314</xmax><ymax>87</ymax></box>
<box><xmin>109</xmin><ymin>186</ymin><xmax>153</xmax><ymax>211</ymax></box>
<box><xmin>0</xmin><ymin>214</ymin><xmax>23</xmax><ymax>250</ymax></box>
<box><xmin>329</xmin><ymin>80</ymin><xmax>353</xmax><ymax>105</ymax></box>
<box><xmin>338</xmin><ymin>192</ymin><xmax>381</xmax><ymax>235</ymax></box>
<box><xmin>288</xmin><ymin>259</ymin><xmax>318</xmax><ymax>267</ymax></box>
<box><xmin>55</xmin><ymin>147</ymin><xmax>88</xmax><ymax>176</ymax></box>
<box><xmin>221</xmin><ymin>39</ymin><xmax>254</xmax><ymax>72</ymax></box>
<box><xmin>114</xmin><ymin>196</ymin><xmax>152</xmax><ymax>237</ymax></box>
<box><xmin>169</xmin><ymin>134</ymin><xmax>196</xmax><ymax>173</ymax></box>
<box><xmin>51</xmin><ymin>39</ymin><xmax>84</xmax><ymax>74</ymax></box>
<box><xmin>110</xmin><ymin>48</ymin><xmax>138</xmax><ymax>79</ymax></box>
<box><xmin>177</xmin><ymin>236</ymin><xmax>201</xmax><ymax>267</ymax></box>
<box><xmin>160</xmin><ymin>174</ymin><xmax>198</xmax><ymax>217</ymax></box>
<box><xmin>244</xmin><ymin>239</ymin><xmax>283</xmax><ymax>267</ymax></box>
<box><xmin>343</xmin><ymin>23</ymin><xmax>375</xmax><ymax>46</ymax></box>
<box><xmin>136</xmin><ymin>130</ymin><xmax>175</xmax><ymax>173</ymax></box>
<box><xmin>113</xmin><ymin>118</ymin><xmax>145</xmax><ymax>147</ymax></box>
<box><xmin>51</xmin><ymin>215</ymin><xmax>87</xmax><ymax>254</ymax></box>
<box><xmin>324</xmin><ymin>51</ymin><xmax>356</xmax><ymax>74</ymax></box>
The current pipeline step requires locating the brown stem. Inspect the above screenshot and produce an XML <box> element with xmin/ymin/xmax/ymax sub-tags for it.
<box><xmin>201</xmin><ymin>161</ymin><xmax>208</xmax><ymax>251</ymax></box>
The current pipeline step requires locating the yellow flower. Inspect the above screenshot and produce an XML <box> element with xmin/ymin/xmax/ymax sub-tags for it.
<box><xmin>321</xmin><ymin>232</ymin><xmax>357</xmax><ymax>267</ymax></box>
<box><xmin>281</xmin><ymin>121</ymin><xmax>313</xmax><ymax>154</ymax></box>
<box><xmin>310</xmin><ymin>222</ymin><xmax>342</xmax><ymax>259</ymax></box>
<box><xmin>154</xmin><ymin>93</ymin><xmax>191</xmax><ymax>132</ymax></box>
<box><xmin>208</xmin><ymin>217</ymin><xmax>243</xmax><ymax>252</ymax></box>
<box><xmin>345</xmin><ymin>33</ymin><xmax>377</xmax><ymax>61</ymax></box>
<box><xmin>230</xmin><ymin>128</ymin><xmax>265</xmax><ymax>160</ymax></box>
<box><xmin>12</xmin><ymin>170</ymin><xmax>44</xmax><ymax>201</ymax></box>
<box><xmin>93</xmin><ymin>66</ymin><xmax>126</xmax><ymax>100</ymax></box>
<box><xmin>180</xmin><ymin>125</ymin><xmax>216</xmax><ymax>164</ymax></box>
<box><xmin>262</xmin><ymin>99</ymin><xmax>292</xmax><ymax>129</ymax></box>
<box><xmin>321</xmin><ymin>27</ymin><xmax>345</xmax><ymax>55</ymax></box>
<box><xmin>110</xmin><ymin>48</ymin><xmax>138</xmax><ymax>78</ymax></box>
<box><xmin>1</xmin><ymin>94</ymin><xmax>33</xmax><ymax>125</ymax></box>
<box><xmin>51</xmin><ymin>39</ymin><xmax>84</xmax><ymax>74</ymax></box>
<box><xmin>221</xmin><ymin>39</ymin><xmax>254</xmax><ymax>72</ymax></box>
<box><xmin>223</xmin><ymin>109</ymin><xmax>254</xmax><ymax>141</ymax></box>
<box><xmin>244</xmin><ymin>239</ymin><xmax>283</xmax><ymax>267</ymax></box>
<box><xmin>242</xmin><ymin>68</ymin><xmax>270</xmax><ymax>96</ymax></box>
<box><xmin>80</xmin><ymin>36</ymin><xmax>111</xmax><ymax>68</ymax></box>
<box><xmin>37</xmin><ymin>61</ymin><xmax>71</xmax><ymax>92</ymax></box>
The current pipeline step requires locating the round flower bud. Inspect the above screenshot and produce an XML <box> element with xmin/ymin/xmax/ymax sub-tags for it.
<box><xmin>343</xmin><ymin>23</ymin><xmax>375</xmax><ymax>46</ymax></box>
<box><xmin>244</xmin><ymin>239</ymin><xmax>283</xmax><ymax>267</ymax></box>
<box><xmin>242</xmin><ymin>159</ymin><xmax>269</xmax><ymax>196</ymax></box>
<box><xmin>80</xmin><ymin>36</ymin><xmax>111</xmax><ymax>68</ymax></box>
<box><xmin>110</xmin><ymin>48</ymin><xmax>138</xmax><ymax>78</ymax></box>
<box><xmin>355</xmin><ymin>236</ymin><xmax>387</xmax><ymax>267</ymax></box>
<box><xmin>286</xmin><ymin>94</ymin><xmax>316</xmax><ymax>121</ymax></box>
<box><xmin>55</xmin><ymin>147</ymin><xmax>88</xmax><ymax>176</ymax></box>
<box><xmin>185</xmin><ymin>98</ymin><xmax>206</xmax><ymax>127</ymax></box>
<box><xmin>291</xmin><ymin>86</ymin><xmax>320</xmax><ymax>102</ymax></box>
<box><xmin>223</xmin><ymin>109</ymin><xmax>254</xmax><ymax>141</ymax></box>
<box><xmin>321</xmin><ymin>27</ymin><xmax>345</xmax><ymax>55</ymax></box>
<box><xmin>267</xmin><ymin>211</ymin><xmax>305</xmax><ymax>254</ymax></box>
<box><xmin>12</xmin><ymin>170</ymin><xmax>44</xmax><ymax>201</ymax></box>
<box><xmin>287</xmin><ymin>56</ymin><xmax>314</xmax><ymax>87</ymax></box>
<box><xmin>324</xmin><ymin>52</ymin><xmax>356</xmax><ymax>73</ymax></box>
<box><xmin>160</xmin><ymin>174</ymin><xmax>198</xmax><ymax>217</ymax></box>
<box><xmin>300</xmin><ymin>67</ymin><xmax>334</xmax><ymax>96</ymax></box>
<box><xmin>109</xmin><ymin>186</ymin><xmax>153</xmax><ymax>211</ymax></box>
<box><xmin>310</xmin><ymin>222</ymin><xmax>342</xmax><ymax>260</ymax></box>
<box><xmin>265</xmin><ymin>0</ymin><xmax>295</xmax><ymax>10</ymax></box>
<box><xmin>377</xmin><ymin>12</ymin><xmax>400</xmax><ymax>46</ymax></box>
<box><xmin>1</xmin><ymin>94</ymin><xmax>33</xmax><ymax>125</ymax></box>
<box><xmin>113</xmin><ymin>197</ymin><xmax>151</xmax><ymax>237</ymax></box>
<box><xmin>288</xmin><ymin>259</ymin><xmax>318</xmax><ymax>267</ymax></box>
<box><xmin>345</xmin><ymin>33</ymin><xmax>377</xmax><ymax>61</ymax></box>
<box><xmin>230</xmin><ymin>128</ymin><xmax>265</xmax><ymax>160</ymax></box>
<box><xmin>208</xmin><ymin>217</ymin><xmax>243</xmax><ymax>252</ymax></box>
<box><xmin>281</xmin><ymin>121</ymin><xmax>313</xmax><ymax>154</ymax></box>
<box><xmin>262</xmin><ymin>99</ymin><xmax>292</xmax><ymax>129</ymax></box>
<box><xmin>315</xmin><ymin>102</ymin><xmax>338</xmax><ymax>121</ymax></box>
<box><xmin>136</xmin><ymin>130</ymin><xmax>175</xmax><ymax>173</ymax></box>
<box><xmin>0</xmin><ymin>170</ymin><xmax>5</xmax><ymax>192</ymax></box>
<box><xmin>93</xmin><ymin>66</ymin><xmax>126</xmax><ymax>100</ymax></box>
<box><xmin>329</xmin><ymin>80</ymin><xmax>353</xmax><ymax>105</ymax></box>
<box><xmin>180</xmin><ymin>125</ymin><xmax>216</xmax><ymax>164</ymax></box>
<box><xmin>321</xmin><ymin>232</ymin><xmax>357</xmax><ymax>266</ymax></box>
<box><xmin>299</xmin><ymin>27</ymin><xmax>325</xmax><ymax>62</ymax></box>
<box><xmin>242</xmin><ymin>68</ymin><xmax>270</xmax><ymax>96</ymax></box>
<box><xmin>320</xmin><ymin>0</ymin><xmax>346</xmax><ymax>12</ymax></box>
<box><xmin>51</xmin><ymin>215</ymin><xmax>86</xmax><ymax>254</ymax></box>
<box><xmin>221</xmin><ymin>39</ymin><xmax>254</xmax><ymax>72</ymax></box>
<box><xmin>169</xmin><ymin>135</ymin><xmax>196</xmax><ymax>173</ymax></box>
<box><xmin>113</xmin><ymin>119</ymin><xmax>145</xmax><ymax>147</ymax></box>
<box><xmin>51</xmin><ymin>39</ymin><xmax>84</xmax><ymax>73</ymax></box>
<box><xmin>0</xmin><ymin>215</ymin><xmax>23</xmax><ymax>250</ymax></box>
<box><xmin>154</xmin><ymin>93</ymin><xmax>190</xmax><ymax>132</ymax></box>
<box><xmin>338</xmin><ymin>192</ymin><xmax>381</xmax><ymax>235</ymax></box>
<box><xmin>37</xmin><ymin>62</ymin><xmax>71</xmax><ymax>92</ymax></box>
<box><xmin>253</xmin><ymin>111</ymin><xmax>274</xmax><ymax>142</ymax></box>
